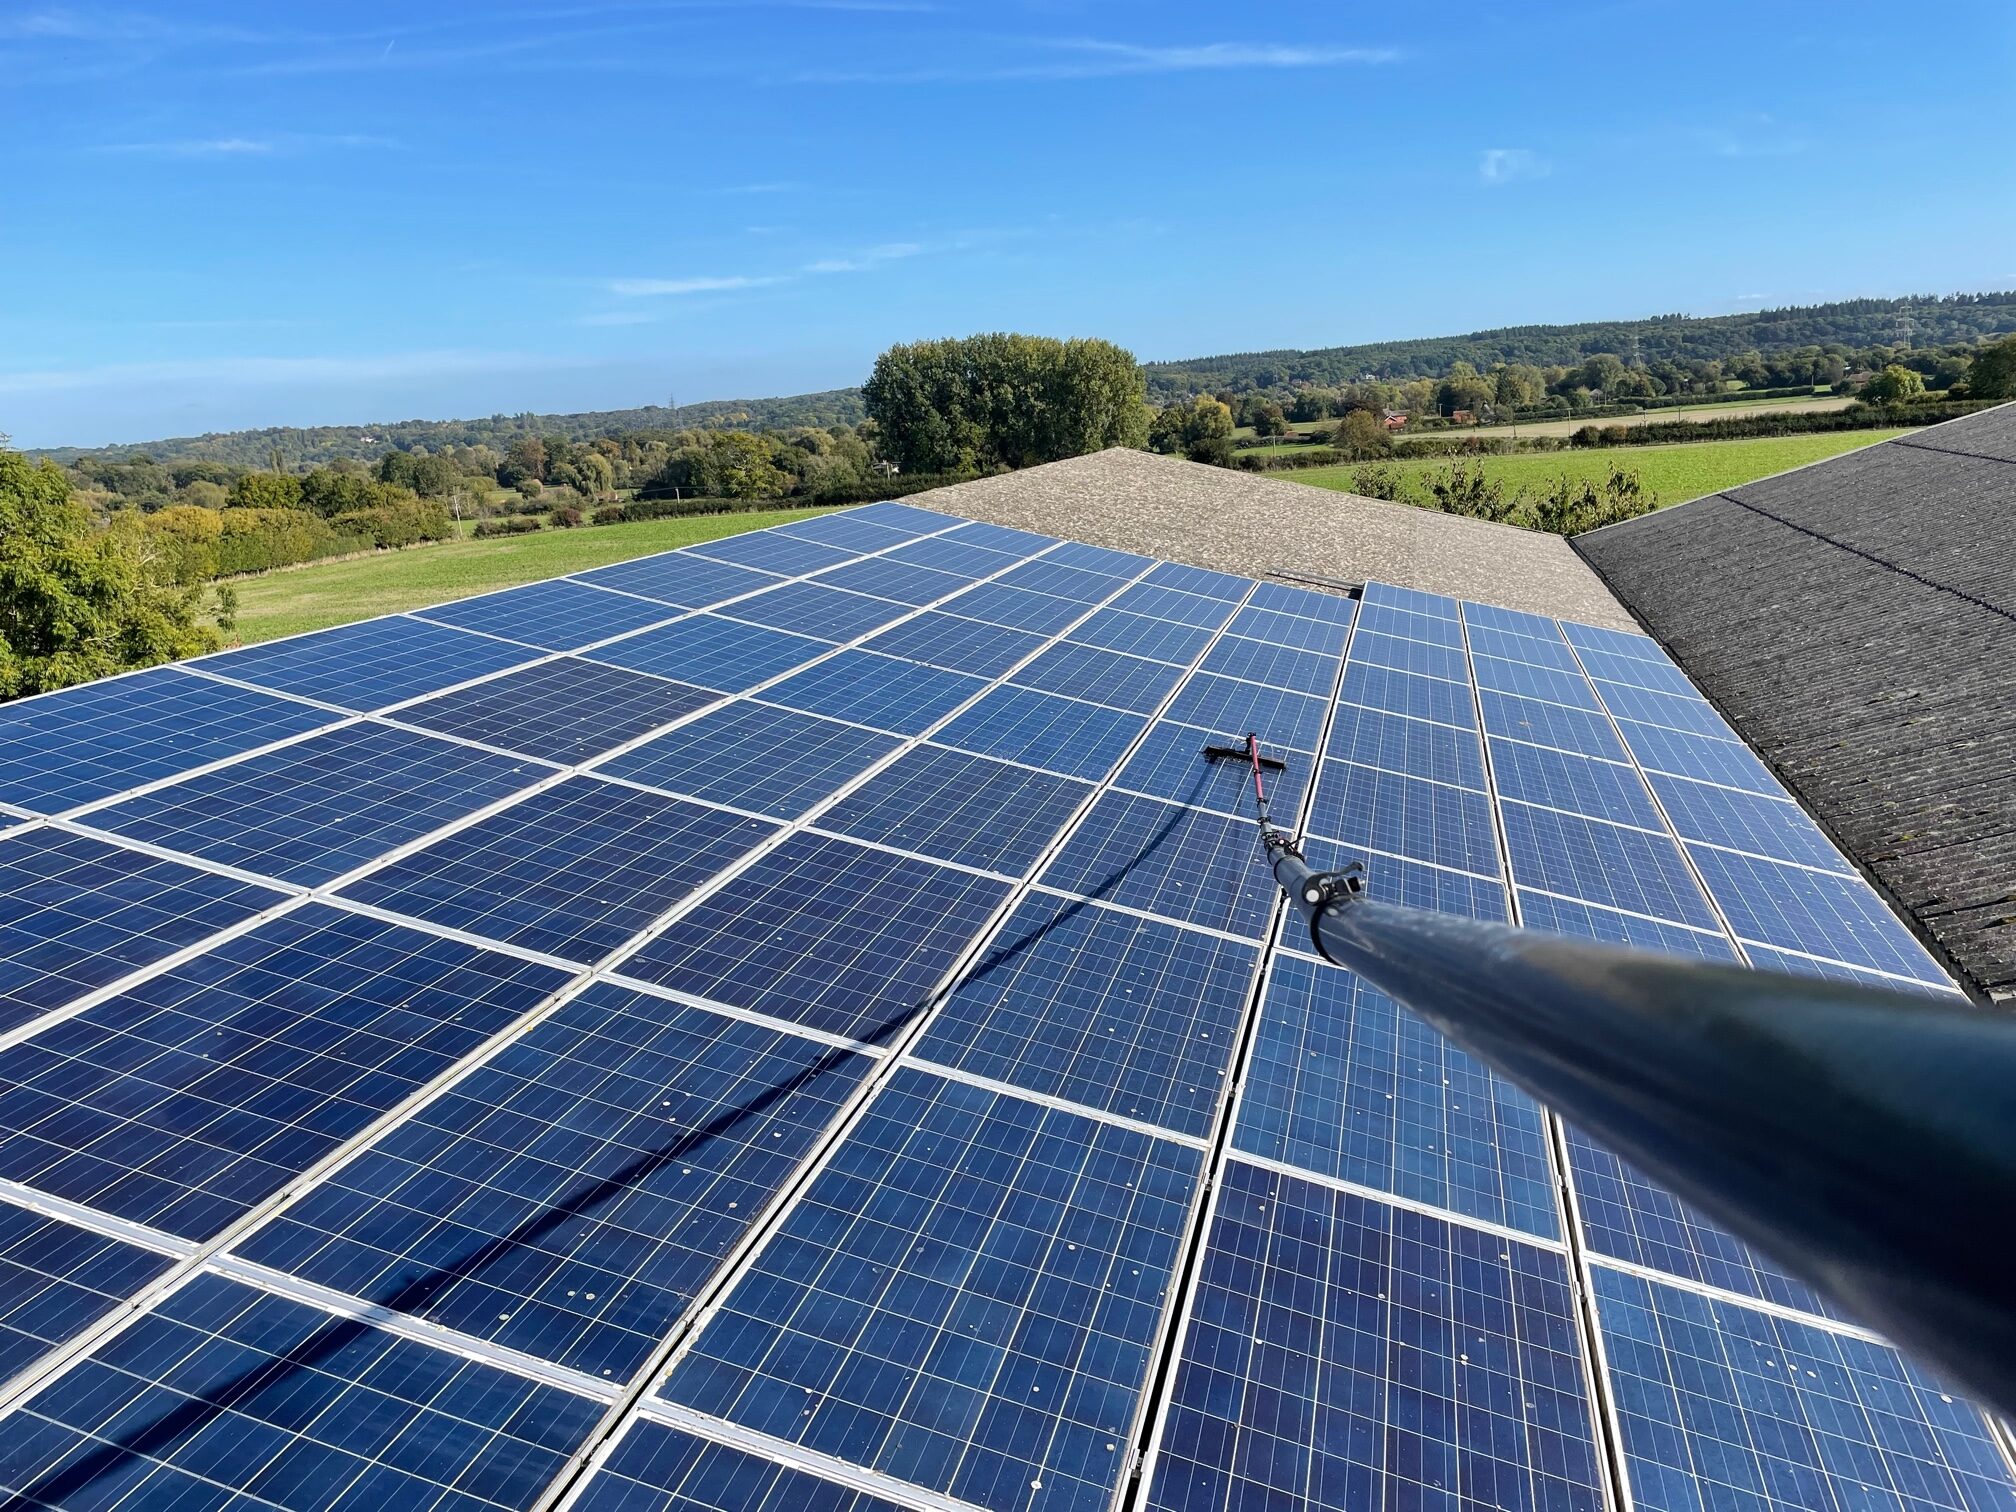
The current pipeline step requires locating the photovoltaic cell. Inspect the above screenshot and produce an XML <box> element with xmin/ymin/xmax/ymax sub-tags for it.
<box><xmin>0</xmin><ymin>828</ymin><xmax>286</xmax><ymax>1033</ymax></box>
<box><xmin>0</xmin><ymin>903</ymin><xmax>568</xmax><ymax>1240</ymax></box>
<box><xmin>1516</xmin><ymin>890</ymin><xmax>1738</xmax><ymax>961</ymax></box>
<box><xmin>659</xmin><ymin>1066</ymin><xmax>1201</xmax><ymax>1512</ymax></box>
<box><xmin>1069</xmin><ymin>609</ymin><xmax>1215</xmax><ymax>664</ymax></box>
<box><xmin>1593</xmin><ymin>1267</ymin><xmax>2014</xmax><ymax>1512</ymax></box>
<box><xmin>0</xmin><ymin>1271</ymin><xmax>604</xmax><ymax>1511</ymax></box>
<box><xmin>1163</xmin><ymin>675</ymin><xmax>1328</xmax><ymax>754</ymax></box>
<box><xmin>1145</xmin><ymin>561</ymin><xmax>1247</xmax><ymax>599</ymax></box>
<box><xmin>1010</xmin><ymin>643</ymin><xmax>1184</xmax><ymax>715</ymax></box>
<box><xmin>1347</xmin><ymin>629</ymin><xmax>1470</xmax><ymax>685</ymax></box>
<box><xmin>1040</xmin><ymin>792</ymin><xmax>1276</xmax><ymax>938</ymax></box>
<box><xmin>596</xmin><ymin>704</ymin><xmax>901</xmax><ymax>821</ymax></box>
<box><xmin>812</xmin><ymin>557</ymin><xmax>972</xmax><ymax>607</ymax></box>
<box><xmin>815</xmin><ymin>745</ymin><xmax>1090</xmax><ymax>876</ymax></box>
<box><xmin>1198</xmin><ymin>635</ymin><xmax>1341</xmax><ymax>698</ymax></box>
<box><xmin>1479</xmin><ymin>689</ymin><xmax>1626</xmax><ymax>760</ymax></box>
<box><xmin>1234</xmin><ymin>955</ymin><xmax>1558</xmax><ymax>1238</ymax></box>
<box><xmin>396</xmin><ymin>657</ymin><xmax>720</xmax><ymax>765</ymax></box>
<box><xmin>414</xmin><ymin>579</ymin><xmax>676</xmax><ymax>652</ymax></box>
<box><xmin>884</xmin><ymin>536</ymin><xmax>1022</xmax><ymax>579</ymax></box>
<box><xmin>945</xmin><ymin>520</ymin><xmax>1051</xmax><ymax>554</ymax></box>
<box><xmin>775</xmin><ymin>513</ymin><xmax>918</xmax><ymax>554</ymax></box>
<box><xmin>88</xmin><ymin>722</ymin><xmax>548</xmax><ymax>887</ymax></box>
<box><xmin>1114</xmin><ymin>721</ymin><xmax>1313</xmax><ymax>827</ymax></box>
<box><xmin>1646</xmin><ymin>772</ymin><xmax>1852</xmax><ymax>873</ymax></box>
<box><xmin>1560</xmin><ymin>620</ymin><xmax>1662</xmax><ymax>661</ymax></box>
<box><xmin>1469</xmin><ymin>653</ymin><xmax>1603</xmax><ymax>710</ymax></box>
<box><xmin>1744</xmin><ymin>945</ymin><xmax>1961</xmax><ymax>997</ymax></box>
<box><xmin>0</xmin><ymin>1204</ymin><xmax>173</xmax><ymax>1380</ymax></box>
<box><xmin>1501</xmin><ymin>801</ymin><xmax>1718</xmax><ymax>929</ymax></box>
<box><xmin>1307</xmin><ymin>759</ymin><xmax>1500</xmax><ymax>876</ymax></box>
<box><xmin>718</xmin><ymin>582</ymin><xmax>910</xmax><ymax>642</ymax></box>
<box><xmin>1571</xmin><ymin>646</ymin><xmax>1701</xmax><ymax>698</ymax></box>
<box><xmin>1465</xmin><ymin>624</ymin><xmax>1583</xmax><ymax>673</ymax></box>
<box><xmin>1340</xmin><ymin>663</ymin><xmax>1476</xmax><ymax>729</ymax></box>
<box><xmin>760</xmin><ymin>651</ymin><xmax>986</xmax><ymax>736</ymax></box>
<box><xmin>1565</xmin><ymin>1125</ymin><xmax>1844</xmax><ymax>1321</ymax></box>
<box><xmin>846</xmin><ymin>500</ymin><xmax>956</xmax><ymax>534</ymax></box>
<box><xmin>935</xmin><ymin>686</ymin><xmax>1147</xmax><ymax>782</ymax></box>
<box><xmin>1286</xmin><ymin>838</ymin><xmax>1509</xmax><ymax>931</ymax></box>
<box><xmin>1045</xmin><ymin>540</ymin><xmax>1154</xmax><ymax>578</ymax></box>
<box><xmin>0</xmin><ymin>669</ymin><xmax>338</xmax><ymax>817</ymax></box>
<box><xmin>1327</xmin><ymin>703</ymin><xmax>1485</xmax><ymax>790</ymax></box>
<box><xmin>1588</xmin><ymin>679</ymin><xmax>1724</xmax><ymax>740</ymax></box>
<box><xmin>572</xmin><ymin>551</ymin><xmax>781</xmax><ymax>609</ymax></box>
<box><xmin>337</xmin><ymin>778</ymin><xmax>777</xmax><ymax>963</ymax></box>
<box><xmin>620</xmin><ymin>833</ymin><xmax>1011</xmax><ymax>1043</ymax></box>
<box><xmin>1363</xmin><ymin>580</ymin><xmax>1458</xmax><ymax>620</ymax></box>
<box><xmin>1462</xmin><ymin>601</ymin><xmax>1565</xmax><ymax>640</ymax></box>
<box><xmin>235</xmin><ymin>983</ymin><xmax>874</xmax><ymax>1381</ymax></box>
<box><xmin>1686</xmin><ymin>845</ymin><xmax>1946</xmax><ymax>983</ymax></box>
<box><xmin>860</xmin><ymin>612</ymin><xmax>1048</xmax><ymax>678</ymax></box>
<box><xmin>576</xmin><ymin>1419</ymin><xmax>914</xmax><ymax>1512</ymax></box>
<box><xmin>996</xmin><ymin>559</ymin><xmax>1126</xmax><ymax>602</ymax></box>
<box><xmin>1611</xmin><ymin>718</ymin><xmax>1783</xmax><ymax>795</ymax></box>
<box><xmin>587</xmin><ymin>615</ymin><xmax>829</xmax><ymax>693</ymax></box>
<box><xmin>687</xmin><ymin>531</ymin><xmax>858</xmax><ymax>577</ymax></box>
<box><xmin>1108</xmin><ymin>583</ymin><xmax>1237</xmax><ymax>629</ymax></box>
<box><xmin>1487</xmin><ymin>738</ymin><xmax>1664</xmax><ymax>830</ymax></box>
<box><xmin>1354</xmin><ymin>602</ymin><xmax>1465</xmax><ymax>648</ymax></box>
<box><xmin>1244</xmin><ymin>582</ymin><xmax>1355</xmax><ymax>624</ymax></box>
<box><xmin>1225</xmin><ymin>607</ymin><xmax>1349</xmax><ymax>658</ymax></box>
<box><xmin>198</xmin><ymin>616</ymin><xmax>539</xmax><ymax>712</ymax></box>
<box><xmin>941</xmin><ymin>582</ymin><xmax>1086</xmax><ymax>636</ymax></box>
<box><xmin>1145</xmin><ymin>1161</ymin><xmax>1603</xmax><ymax>1512</ymax></box>
<box><xmin>916</xmin><ymin>892</ymin><xmax>1259</xmax><ymax>1138</ymax></box>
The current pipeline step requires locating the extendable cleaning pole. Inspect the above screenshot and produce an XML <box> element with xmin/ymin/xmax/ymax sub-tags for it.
<box><xmin>1202</xmin><ymin>733</ymin><xmax>2016</xmax><ymax>1420</ymax></box>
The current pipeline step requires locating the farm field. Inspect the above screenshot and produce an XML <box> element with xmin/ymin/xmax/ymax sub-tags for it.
<box><xmin>1239</xmin><ymin>390</ymin><xmax>1851</xmax><ymax>446</ymax></box>
<box><xmin>228</xmin><ymin>506</ymin><xmax>832</xmax><ymax>643</ymax></box>
<box><xmin>1283</xmin><ymin>429</ymin><xmax>1908</xmax><ymax>508</ymax></box>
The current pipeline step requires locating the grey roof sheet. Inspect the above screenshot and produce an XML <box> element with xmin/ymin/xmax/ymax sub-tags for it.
<box><xmin>1575</xmin><ymin>405</ymin><xmax>2016</xmax><ymax>1001</ymax></box>
<box><xmin>910</xmin><ymin>448</ymin><xmax>1635</xmax><ymax>629</ymax></box>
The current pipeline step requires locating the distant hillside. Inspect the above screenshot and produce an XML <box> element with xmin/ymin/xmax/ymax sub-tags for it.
<box><xmin>34</xmin><ymin>388</ymin><xmax>868</xmax><ymax>468</ymax></box>
<box><xmin>1139</xmin><ymin>292</ymin><xmax>2016</xmax><ymax>397</ymax></box>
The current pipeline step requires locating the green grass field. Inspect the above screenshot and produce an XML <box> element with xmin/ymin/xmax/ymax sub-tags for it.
<box><xmin>1282</xmin><ymin>430</ymin><xmax>1906</xmax><ymax>508</ymax></box>
<box><xmin>229</xmin><ymin>507</ymin><xmax>833</xmax><ymax>643</ymax></box>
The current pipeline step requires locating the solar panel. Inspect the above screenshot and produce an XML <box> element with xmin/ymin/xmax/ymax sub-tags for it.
<box><xmin>0</xmin><ymin>502</ymin><xmax>1996</xmax><ymax>1512</ymax></box>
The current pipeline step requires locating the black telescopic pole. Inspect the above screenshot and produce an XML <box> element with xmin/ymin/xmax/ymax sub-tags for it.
<box><xmin>1260</xmin><ymin>826</ymin><xmax>2016</xmax><ymax>1423</ymax></box>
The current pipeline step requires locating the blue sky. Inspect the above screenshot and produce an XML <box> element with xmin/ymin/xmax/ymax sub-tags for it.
<box><xmin>3</xmin><ymin>1</ymin><xmax>2012</xmax><ymax>448</ymax></box>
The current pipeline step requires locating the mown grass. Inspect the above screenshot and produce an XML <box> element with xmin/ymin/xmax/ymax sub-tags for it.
<box><xmin>228</xmin><ymin>507</ymin><xmax>835</xmax><ymax>643</ymax></box>
<box><xmin>1282</xmin><ymin>430</ymin><xmax>1908</xmax><ymax>509</ymax></box>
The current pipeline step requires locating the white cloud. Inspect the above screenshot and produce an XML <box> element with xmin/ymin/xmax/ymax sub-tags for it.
<box><xmin>605</xmin><ymin>274</ymin><xmax>787</xmax><ymax>297</ymax></box>
<box><xmin>797</xmin><ymin>36</ymin><xmax>1398</xmax><ymax>84</ymax></box>
<box><xmin>1479</xmin><ymin>147</ymin><xmax>1549</xmax><ymax>185</ymax></box>
<box><xmin>91</xmin><ymin>132</ymin><xmax>400</xmax><ymax>157</ymax></box>
<box><xmin>805</xmin><ymin>241</ymin><xmax>925</xmax><ymax>273</ymax></box>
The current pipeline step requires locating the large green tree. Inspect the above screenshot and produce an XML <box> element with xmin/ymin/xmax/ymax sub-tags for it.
<box><xmin>1966</xmin><ymin>335</ymin><xmax>2016</xmax><ymax>401</ymax></box>
<box><xmin>0</xmin><ymin>448</ymin><xmax>218</xmax><ymax>700</ymax></box>
<box><xmin>863</xmin><ymin>333</ymin><xmax>1149</xmax><ymax>474</ymax></box>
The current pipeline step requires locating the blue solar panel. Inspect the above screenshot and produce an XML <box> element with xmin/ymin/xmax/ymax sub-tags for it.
<box><xmin>659</xmin><ymin>1066</ymin><xmax>1201</xmax><ymax>1512</ymax></box>
<box><xmin>415</xmin><ymin>579</ymin><xmax>676</xmax><ymax>651</ymax></box>
<box><xmin>997</xmin><ymin>558</ymin><xmax>1129</xmax><ymax>602</ymax></box>
<box><xmin>1687</xmin><ymin>845</ymin><xmax>1947</xmax><ymax>983</ymax></box>
<box><xmin>812</xmin><ymin>557</ymin><xmax>972</xmax><ymax>606</ymax></box>
<box><xmin>1244</xmin><ymin>581</ymin><xmax>1356</xmax><ymax>624</ymax></box>
<box><xmin>0</xmin><ymin>1203</ymin><xmax>173</xmax><ymax>1380</ymax></box>
<box><xmin>1069</xmin><ymin>608</ymin><xmax>1215</xmax><ymax>663</ymax></box>
<box><xmin>1234</xmin><ymin>955</ymin><xmax>1558</xmax><ymax>1237</ymax></box>
<box><xmin>1588</xmin><ymin>678</ymin><xmax>1725</xmax><ymax>739</ymax></box>
<box><xmin>1462</xmin><ymin>600</ymin><xmax>1566</xmax><ymax>640</ymax></box>
<box><xmin>1147</xmin><ymin>561</ymin><xmax>1249</xmax><ymax>600</ymax></box>
<box><xmin>1610</xmin><ymin>717</ymin><xmax>1784</xmax><ymax>795</ymax></box>
<box><xmin>688</xmin><ymin>531</ymin><xmax>858</xmax><ymax>577</ymax></box>
<box><xmin>397</xmin><ymin>658</ymin><xmax>719</xmax><ymax>765</ymax></box>
<box><xmin>1646</xmin><ymin>772</ymin><xmax>1852</xmax><ymax>873</ymax></box>
<box><xmin>942</xmin><ymin>582</ymin><xmax>1086</xmax><ymax>636</ymax></box>
<box><xmin>587</xmin><ymin>615</ymin><xmax>829</xmax><ymax>692</ymax></box>
<box><xmin>1164</xmin><ymin>674</ymin><xmax>1328</xmax><ymax>753</ymax></box>
<box><xmin>883</xmin><ymin>535</ymin><xmax>1021</xmax><ymax>578</ymax></box>
<box><xmin>1307</xmin><ymin>760</ymin><xmax>1499</xmax><ymax>876</ymax></box>
<box><xmin>815</xmin><ymin>745</ymin><xmax>1090</xmax><ymax>876</ymax></box>
<box><xmin>1565</xmin><ymin>1126</ymin><xmax>1845</xmax><ymax>1321</ymax></box>
<box><xmin>1571</xmin><ymin>645</ymin><xmax>1702</xmax><ymax>697</ymax></box>
<box><xmin>1115</xmin><ymin>721</ymin><xmax>1313</xmax><ymax>825</ymax></box>
<box><xmin>595</xmin><ymin>703</ymin><xmax>901</xmax><ymax>820</ymax></box>
<box><xmin>1327</xmin><ymin>702</ymin><xmax>1485</xmax><ymax>788</ymax></box>
<box><xmin>775</xmin><ymin>513</ymin><xmax>918</xmax><ymax>554</ymax></box>
<box><xmin>0</xmin><ymin>1271</ymin><xmax>603</xmax><ymax>1511</ymax></box>
<box><xmin>1045</xmin><ymin>540</ymin><xmax>1154</xmax><ymax>578</ymax></box>
<box><xmin>1040</xmin><ymin>792</ymin><xmax>1275</xmax><ymax>937</ymax></box>
<box><xmin>850</xmin><ymin>501</ymin><xmax>958</xmax><ymax>534</ymax></box>
<box><xmin>1744</xmin><ymin>945</ymin><xmax>1961</xmax><ymax>996</ymax></box>
<box><xmin>945</xmin><ymin>520</ymin><xmax>1052</xmax><ymax>554</ymax></box>
<box><xmin>1479</xmin><ymin>689</ymin><xmax>1627</xmax><ymax>759</ymax></box>
<box><xmin>337</xmin><ymin>778</ymin><xmax>776</xmax><ymax>964</ymax></box>
<box><xmin>1593</xmin><ymin>1267</ymin><xmax>2014</xmax><ymax>1512</ymax></box>
<box><xmin>0</xmin><ymin>903</ymin><xmax>567</xmax><ymax>1239</ymax></box>
<box><xmin>1340</xmin><ymin>662</ymin><xmax>1477</xmax><ymax>729</ymax></box>
<box><xmin>0</xmin><ymin>669</ymin><xmax>338</xmax><ymax>817</ymax></box>
<box><xmin>1199</xmin><ymin>635</ymin><xmax>1340</xmax><ymax>697</ymax></box>
<box><xmin>579</xmin><ymin>1419</ymin><xmax>915</xmax><ymax>1511</ymax></box>
<box><xmin>0</xmin><ymin>829</ymin><xmax>286</xmax><ymax>1033</ymax></box>
<box><xmin>1501</xmin><ymin>801</ymin><xmax>1719</xmax><ymax>929</ymax></box>
<box><xmin>859</xmin><ymin>611</ymin><xmax>1047</xmax><ymax>677</ymax></box>
<box><xmin>89</xmin><ymin>723</ymin><xmax>547</xmax><ymax>886</ymax></box>
<box><xmin>1289</xmin><ymin>837</ymin><xmax>1509</xmax><ymax>928</ymax></box>
<box><xmin>917</xmin><ymin>891</ymin><xmax>1259</xmax><ymax>1137</ymax></box>
<box><xmin>1145</xmin><ymin>1161</ymin><xmax>1603</xmax><ymax>1512</ymax></box>
<box><xmin>1488</xmin><ymin>738</ymin><xmax>1665</xmax><ymax>829</ymax></box>
<box><xmin>1363</xmin><ymin>580</ymin><xmax>1459</xmax><ymax>619</ymax></box>
<box><xmin>761</xmin><ymin>651</ymin><xmax>986</xmax><ymax>736</ymax></box>
<box><xmin>1011</xmin><ymin>642</ymin><xmax>1184</xmax><ymax>715</ymax></box>
<box><xmin>1347</xmin><ymin>628</ymin><xmax>1470</xmax><ymax>684</ymax></box>
<box><xmin>1470</xmin><ymin>652</ymin><xmax>1604</xmax><ymax>709</ymax></box>
<box><xmin>1465</xmin><ymin>623</ymin><xmax>1584</xmax><ymax>673</ymax></box>
<box><xmin>620</xmin><ymin>834</ymin><xmax>1011</xmax><ymax>1043</ymax></box>
<box><xmin>1517</xmin><ymin>890</ymin><xmax>1739</xmax><ymax>960</ymax></box>
<box><xmin>1108</xmin><ymin>582</ymin><xmax>1237</xmax><ymax>629</ymax></box>
<box><xmin>573</xmin><ymin>551</ymin><xmax>782</xmax><ymax>609</ymax></box>
<box><xmin>236</xmin><ymin>983</ymin><xmax>875</xmax><ymax>1380</ymax></box>
<box><xmin>935</xmin><ymin>685</ymin><xmax>1147</xmax><ymax>782</ymax></box>
<box><xmin>1226</xmin><ymin>606</ymin><xmax>1350</xmax><ymax>657</ymax></box>
<box><xmin>1354</xmin><ymin>601</ymin><xmax>1466</xmax><ymax>648</ymax></box>
<box><xmin>717</xmin><ymin>582</ymin><xmax>910</xmax><ymax>642</ymax></box>
<box><xmin>197</xmin><ymin>616</ymin><xmax>540</xmax><ymax>712</ymax></box>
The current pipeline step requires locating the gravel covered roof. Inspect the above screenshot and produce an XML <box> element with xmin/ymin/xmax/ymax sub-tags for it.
<box><xmin>1575</xmin><ymin>405</ymin><xmax>2016</xmax><ymax>1003</ymax></box>
<box><xmin>909</xmin><ymin>448</ymin><xmax>1634</xmax><ymax>629</ymax></box>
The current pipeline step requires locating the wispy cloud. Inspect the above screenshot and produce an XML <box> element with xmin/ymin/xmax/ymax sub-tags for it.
<box><xmin>715</xmin><ymin>180</ymin><xmax>802</xmax><ymax>196</ymax></box>
<box><xmin>91</xmin><ymin>131</ymin><xmax>400</xmax><ymax>157</ymax></box>
<box><xmin>606</xmin><ymin>274</ymin><xmax>787</xmax><ymax>297</ymax></box>
<box><xmin>1479</xmin><ymin>147</ymin><xmax>1550</xmax><ymax>185</ymax></box>
<box><xmin>796</xmin><ymin>35</ymin><xmax>1399</xmax><ymax>84</ymax></box>
<box><xmin>804</xmin><ymin>241</ymin><xmax>924</xmax><ymax>274</ymax></box>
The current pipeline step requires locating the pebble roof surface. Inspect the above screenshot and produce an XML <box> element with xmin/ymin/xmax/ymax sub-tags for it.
<box><xmin>909</xmin><ymin>448</ymin><xmax>1635</xmax><ymax>630</ymax></box>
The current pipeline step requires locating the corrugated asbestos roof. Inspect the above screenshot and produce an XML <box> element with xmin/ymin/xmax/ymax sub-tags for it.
<box><xmin>1574</xmin><ymin>404</ymin><xmax>2016</xmax><ymax>1002</ymax></box>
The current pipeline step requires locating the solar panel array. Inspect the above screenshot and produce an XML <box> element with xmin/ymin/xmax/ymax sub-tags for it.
<box><xmin>0</xmin><ymin>501</ymin><xmax>2004</xmax><ymax>1512</ymax></box>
